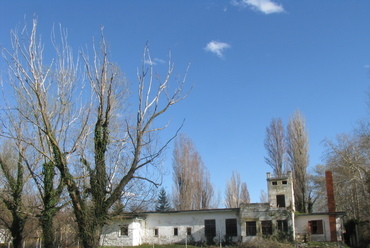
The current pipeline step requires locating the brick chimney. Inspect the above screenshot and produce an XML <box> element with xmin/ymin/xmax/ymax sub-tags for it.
<box><xmin>325</xmin><ymin>171</ymin><xmax>337</xmax><ymax>242</ymax></box>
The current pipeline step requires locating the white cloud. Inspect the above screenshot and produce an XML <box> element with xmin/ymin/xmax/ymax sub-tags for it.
<box><xmin>205</xmin><ymin>41</ymin><xmax>231</xmax><ymax>58</ymax></box>
<box><xmin>231</xmin><ymin>0</ymin><xmax>284</xmax><ymax>14</ymax></box>
<box><xmin>144</xmin><ymin>57</ymin><xmax>166</xmax><ymax>66</ymax></box>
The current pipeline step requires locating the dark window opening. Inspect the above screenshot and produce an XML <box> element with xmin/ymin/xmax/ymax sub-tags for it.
<box><xmin>225</xmin><ymin>219</ymin><xmax>237</xmax><ymax>236</ymax></box>
<box><xmin>309</xmin><ymin>220</ymin><xmax>323</xmax><ymax>234</ymax></box>
<box><xmin>174</xmin><ymin>227</ymin><xmax>178</xmax><ymax>236</ymax></box>
<box><xmin>272</xmin><ymin>181</ymin><xmax>278</xmax><ymax>185</ymax></box>
<box><xmin>277</xmin><ymin>220</ymin><xmax>288</xmax><ymax>232</ymax></box>
<box><xmin>246</xmin><ymin>221</ymin><xmax>257</xmax><ymax>236</ymax></box>
<box><xmin>261</xmin><ymin>221</ymin><xmax>273</xmax><ymax>236</ymax></box>
<box><xmin>205</xmin><ymin>219</ymin><xmax>216</xmax><ymax>238</ymax></box>
<box><xmin>282</xmin><ymin>180</ymin><xmax>287</xmax><ymax>184</ymax></box>
<box><xmin>119</xmin><ymin>225</ymin><xmax>128</xmax><ymax>236</ymax></box>
<box><xmin>154</xmin><ymin>228</ymin><xmax>158</xmax><ymax>236</ymax></box>
<box><xmin>276</xmin><ymin>194</ymin><xmax>286</xmax><ymax>207</ymax></box>
<box><xmin>187</xmin><ymin>227</ymin><xmax>192</xmax><ymax>236</ymax></box>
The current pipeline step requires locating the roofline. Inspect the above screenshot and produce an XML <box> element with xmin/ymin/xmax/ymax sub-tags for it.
<box><xmin>139</xmin><ymin>208</ymin><xmax>240</xmax><ymax>214</ymax></box>
<box><xmin>295</xmin><ymin>212</ymin><xmax>346</xmax><ymax>216</ymax></box>
<box><xmin>112</xmin><ymin>208</ymin><xmax>240</xmax><ymax>218</ymax></box>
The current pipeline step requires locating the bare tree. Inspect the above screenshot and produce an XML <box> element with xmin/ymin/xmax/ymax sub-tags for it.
<box><xmin>259</xmin><ymin>190</ymin><xmax>268</xmax><ymax>203</ymax></box>
<box><xmin>286</xmin><ymin>110</ymin><xmax>309</xmax><ymax>213</ymax></box>
<box><xmin>240</xmin><ymin>182</ymin><xmax>250</xmax><ymax>205</ymax></box>
<box><xmin>264</xmin><ymin>118</ymin><xmax>286</xmax><ymax>176</ymax></box>
<box><xmin>224</xmin><ymin>171</ymin><xmax>250</xmax><ymax>208</ymax></box>
<box><xmin>172</xmin><ymin>134</ymin><xmax>213</xmax><ymax>210</ymax></box>
<box><xmin>324</xmin><ymin>133</ymin><xmax>370</xmax><ymax>220</ymax></box>
<box><xmin>0</xmin><ymin>19</ymin><xmax>189</xmax><ymax>248</ymax></box>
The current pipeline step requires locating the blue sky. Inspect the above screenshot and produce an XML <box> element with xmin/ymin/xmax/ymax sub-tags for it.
<box><xmin>0</xmin><ymin>0</ymin><xmax>369</xmax><ymax>204</ymax></box>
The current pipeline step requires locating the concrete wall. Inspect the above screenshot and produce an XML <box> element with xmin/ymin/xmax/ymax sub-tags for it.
<box><xmin>100</xmin><ymin>219</ymin><xmax>143</xmax><ymax>247</ymax></box>
<box><xmin>295</xmin><ymin>214</ymin><xmax>330</xmax><ymax>242</ymax></box>
<box><xmin>100</xmin><ymin>209</ymin><xmax>240</xmax><ymax>246</ymax></box>
<box><xmin>141</xmin><ymin>210</ymin><xmax>240</xmax><ymax>245</ymax></box>
<box><xmin>240</xmin><ymin>203</ymin><xmax>294</xmax><ymax>242</ymax></box>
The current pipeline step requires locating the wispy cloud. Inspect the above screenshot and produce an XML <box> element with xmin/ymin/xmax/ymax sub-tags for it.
<box><xmin>144</xmin><ymin>57</ymin><xmax>166</xmax><ymax>66</ymax></box>
<box><xmin>231</xmin><ymin>0</ymin><xmax>284</xmax><ymax>14</ymax></box>
<box><xmin>205</xmin><ymin>41</ymin><xmax>231</xmax><ymax>58</ymax></box>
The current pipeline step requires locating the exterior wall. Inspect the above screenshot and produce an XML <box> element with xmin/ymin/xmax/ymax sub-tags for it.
<box><xmin>100</xmin><ymin>219</ymin><xmax>143</xmax><ymax>247</ymax></box>
<box><xmin>141</xmin><ymin>209</ymin><xmax>240</xmax><ymax>245</ymax></box>
<box><xmin>100</xmin><ymin>209</ymin><xmax>240</xmax><ymax>246</ymax></box>
<box><xmin>295</xmin><ymin>214</ymin><xmax>331</xmax><ymax>242</ymax></box>
<box><xmin>240</xmin><ymin>203</ymin><xmax>294</xmax><ymax>242</ymax></box>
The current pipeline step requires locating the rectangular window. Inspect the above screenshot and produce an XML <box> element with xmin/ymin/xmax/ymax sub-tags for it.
<box><xmin>119</xmin><ymin>225</ymin><xmax>128</xmax><ymax>236</ymax></box>
<box><xmin>187</xmin><ymin>227</ymin><xmax>192</xmax><ymax>236</ymax></box>
<box><xmin>225</xmin><ymin>219</ymin><xmax>237</xmax><ymax>236</ymax></box>
<box><xmin>309</xmin><ymin>220</ymin><xmax>323</xmax><ymax>235</ymax></box>
<box><xmin>154</xmin><ymin>228</ymin><xmax>158</xmax><ymax>236</ymax></box>
<box><xmin>276</xmin><ymin>195</ymin><xmax>286</xmax><ymax>207</ymax></box>
<box><xmin>174</xmin><ymin>227</ymin><xmax>178</xmax><ymax>236</ymax></box>
<box><xmin>282</xmin><ymin>180</ymin><xmax>287</xmax><ymax>184</ymax></box>
<box><xmin>277</xmin><ymin>220</ymin><xmax>288</xmax><ymax>233</ymax></box>
<box><xmin>272</xmin><ymin>181</ymin><xmax>278</xmax><ymax>185</ymax></box>
<box><xmin>246</xmin><ymin>221</ymin><xmax>257</xmax><ymax>236</ymax></box>
<box><xmin>261</xmin><ymin>221</ymin><xmax>272</xmax><ymax>236</ymax></box>
<box><xmin>205</xmin><ymin>219</ymin><xmax>216</xmax><ymax>238</ymax></box>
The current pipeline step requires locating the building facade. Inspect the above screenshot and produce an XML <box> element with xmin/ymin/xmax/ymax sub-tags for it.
<box><xmin>100</xmin><ymin>171</ymin><xmax>344</xmax><ymax>246</ymax></box>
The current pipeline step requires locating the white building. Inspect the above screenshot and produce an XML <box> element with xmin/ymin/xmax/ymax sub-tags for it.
<box><xmin>100</xmin><ymin>171</ymin><xmax>345</xmax><ymax>246</ymax></box>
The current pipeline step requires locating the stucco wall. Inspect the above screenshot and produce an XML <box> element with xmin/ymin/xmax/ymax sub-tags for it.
<box><xmin>100</xmin><ymin>209</ymin><xmax>240</xmax><ymax>246</ymax></box>
<box><xmin>141</xmin><ymin>210</ymin><xmax>240</xmax><ymax>245</ymax></box>
<box><xmin>100</xmin><ymin>219</ymin><xmax>143</xmax><ymax>247</ymax></box>
<box><xmin>295</xmin><ymin>214</ymin><xmax>330</xmax><ymax>242</ymax></box>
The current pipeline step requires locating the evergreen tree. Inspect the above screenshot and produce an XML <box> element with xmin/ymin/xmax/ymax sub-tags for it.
<box><xmin>155</xmin><ymin>188</ymin><xmax>171</xmax><ymax>212</ymax></box>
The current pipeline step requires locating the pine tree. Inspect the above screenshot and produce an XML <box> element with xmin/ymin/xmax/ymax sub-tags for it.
<box><xmin>155</xmin><ymin>188</ymin><xmax>171</xmax><ymax>212</ymax></box>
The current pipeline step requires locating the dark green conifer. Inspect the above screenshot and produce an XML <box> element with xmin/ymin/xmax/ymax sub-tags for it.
<box><xmin>155</xmin><ymin>187</ymin><xmax>171</xmax><ymax>212</ymax></box>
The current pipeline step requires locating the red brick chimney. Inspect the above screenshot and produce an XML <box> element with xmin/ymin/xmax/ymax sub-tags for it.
<box><xmin>325</xmin><ymin>171</ymin><xmax>337</xmax><ymax>242</ymax></box>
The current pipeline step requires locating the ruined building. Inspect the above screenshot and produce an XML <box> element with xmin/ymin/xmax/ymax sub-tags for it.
<box><xmin>99</xmin><ymin>171</ymin><xmax>345</xmax><ymax>246</ymax></box>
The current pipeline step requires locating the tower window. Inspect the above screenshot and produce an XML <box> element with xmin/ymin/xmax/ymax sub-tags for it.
<box><xmin>282</xmin><ymin>180</ymin><xmax>287</xmax><ymax>184</ymax></box>
<box><xmin>272</xmin><ymin>181</ymin><xmax>277</xmax><ymax>185</ymax></box>
<box><xmin>276</xmin><ymin>194</ymin><xmax>286</xmax><ymax>207</ymax></box>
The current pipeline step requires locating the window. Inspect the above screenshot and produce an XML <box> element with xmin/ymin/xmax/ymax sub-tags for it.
<box><xmin>309</xmin><ymin>220</ymin><xmax>323</xmax><ymax>235</ymax></box>
<box><xmin>277</xmin><ymin>220</ymin><xmax>288</xmax><ymax>233</ymax></box>
<box><xmin>261</xmin><ymin>221</ymin><xmax>272</xmax><ymax>236</ymax></box>
<box><xmin>246</xmin><ymin>221</ymin><xmax>257</xmax><ymax>236</ymax></box>
<box><xmin>276</xmin><ymin>195</ymin><xmax>286</xmax><ymax>207</ymax></box>
<box><xmin>205</xmin><ymin>219</ymin><xmax>216</xmax><ymax>238</ymax></box>
<box><xmin>154</xmin><ymin>228</ymin><xmax>159</xmax><ymax>236</ymax></box>
<box><xmin>187</xmin><ymin>227</ymin><xmax>192</xmax><ymax>236</ymax></box>
<box><xmin>225</xmin><ymin>219</ymin><xmax>237</xmax><ymax>236</ymax></box>
<box><xmin>174</xmin><ymin>227</ymin><xmax>178</xmax><ymax>236</ymax></box>
<box><xmin>119</xmin><ymin>225</ymin><xmax>128</xmax><ymax>236</ymax></box>
<box><xmin>272</xmin><ymin>181</ymin><xmax>278</xmax><ymax>185</ymax></box>
<box><xmin>282</xmin><ymin>180</ymin><xmax>287</xmax><ymax>184</ymax></box>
